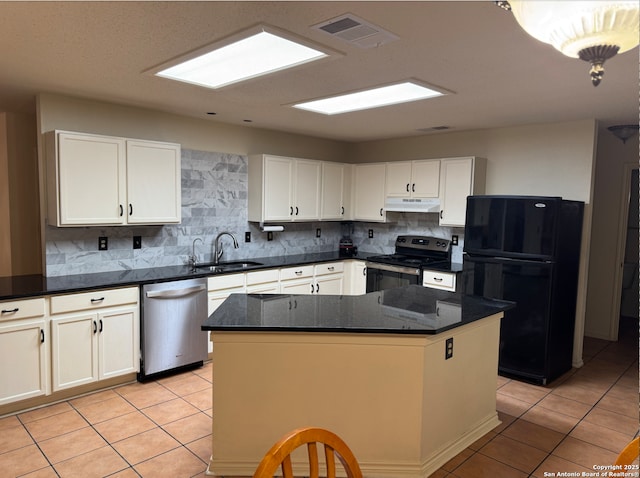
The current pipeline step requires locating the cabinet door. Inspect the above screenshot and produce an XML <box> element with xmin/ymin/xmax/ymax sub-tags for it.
<box><xmin>320</xmin><ymin>162</ymin><xmax>346</xmax><ymax>220</ymax></box>
<box><xmin>51</xmin><ymin>313</ymin><xmax>98</xmax><ymax>391</ymax></box>
<box><xmin>439</xmin><ymin>158</ymin><xmax>473</xmax><ymax>227</ymax></box>
<box><xmin>385</xmin><ymin>161</ymin><xmax>412</xmax><ymax>197</ymax></box>
<box><xmin>0</xmin><ymin>319</ymin><xmax>48</xmax><ymax>405</ymax></box>
<box><xmin>411</xmin><ymin>160</ymin><xmax>440</xmax><ymax>198</ymax></box>
<box><xmin>126</xmin><ymin>140</ymin><xmax>181</xmax><ymax>224</ymax></box>
<box><xmin>263</xmin><ymin>156</ymin><xmax>294</xmax><ymax>221</ymax></box>
<box><xmin>354</xmin><ymin>163</ymin><xmax>386</xmax><ymax>221</ymax></box>
<box><xmin>293</xmin><ymin>159</ymin><xmax>321</xmax><ymax>221</ymax></box>
<box><xmin>57</xmin><ymin>132</ymin><xmax>126</xmax><ymax>225</ymax></box>
<box><xmin>281</xmin><ymin>279</ymin><xmax>315</xmax><ymax>295</ymax></box>
<box><xmin>98</xmin><ymin>306</ymin><xmax>139</xmax><ymax>380</ymax></box>
<box><xmin>315</xmin><ymin>274</ymin><xmax>344</xmax><ymax>295</ymax></box>
<box><xmin>349</xmin><ymin>261</ymin><xmax>367</xmax><ymax>295</ymax></box>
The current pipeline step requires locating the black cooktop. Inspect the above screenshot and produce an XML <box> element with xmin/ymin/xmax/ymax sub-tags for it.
<box><xmin>366</xmin><ymin>235</ymin><xmax>452</xmax><ymax>269</ymax></box>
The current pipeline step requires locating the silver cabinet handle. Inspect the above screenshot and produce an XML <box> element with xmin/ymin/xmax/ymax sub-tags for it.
<box><xmin>146</xmin><ymin>284</ymin><xmax>206</xmax><ymax>298</ymax></box>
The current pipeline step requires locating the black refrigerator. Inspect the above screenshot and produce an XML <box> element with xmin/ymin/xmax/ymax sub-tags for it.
<box><xmin>462</xmin><ymin>195</ymin><xmax>584</xmax><ymax>385</ymax></box>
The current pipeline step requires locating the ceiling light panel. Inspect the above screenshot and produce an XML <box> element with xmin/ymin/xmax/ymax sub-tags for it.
<box><xmin>293</xmin><ymin>81</ymin><xmax>445</xmax><ymax>115</ymax></box>
<box><xmin>155</xmin><ymin>29</ymin><xmax>329</xmax><ymax>89</ymax></box>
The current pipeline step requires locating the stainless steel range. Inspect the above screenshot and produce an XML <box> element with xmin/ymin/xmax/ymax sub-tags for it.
<box><xmin>366</xmin><ymin>235</ymin><xmax>451</xmax><ymax>292</ymax></box>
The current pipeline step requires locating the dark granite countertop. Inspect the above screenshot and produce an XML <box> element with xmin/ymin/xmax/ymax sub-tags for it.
<box><xmin>202</xmin><ymin>285</ymin><xmax>514</xmax><ymax>335</ymax></box>
<box><xmin>0</xmin><ymin>251</ymin><xmax>464</xmax><ymax>301</ymax></box>
<box><xmin>0</xmin><ymin>252</ymin><xmax>369</xmax><ymax>300</ymax></box>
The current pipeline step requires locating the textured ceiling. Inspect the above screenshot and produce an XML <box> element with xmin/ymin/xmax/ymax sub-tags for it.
<box><xmin>0</xmin><ymin>1</ymin><xmax>637</xmax><ymax>142</ymax></box>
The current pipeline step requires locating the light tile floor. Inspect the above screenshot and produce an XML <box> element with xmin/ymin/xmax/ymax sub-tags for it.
<box><xmin>0</xmin><ymin>317</ymin><xmax>637</xmax><ymax>478</ymax></box>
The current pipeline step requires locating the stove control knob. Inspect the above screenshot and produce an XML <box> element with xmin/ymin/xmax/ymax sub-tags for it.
<box><xmin>436</xmin><ymin>241</ymin><xmax>442</xmax><ymax>247</ymax></box>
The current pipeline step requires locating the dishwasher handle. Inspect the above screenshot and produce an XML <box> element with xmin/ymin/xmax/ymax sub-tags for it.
<box><xmin>145</xmin><ymin>284</ymin><xmax>206</xmax><ymax>299</ymax></box>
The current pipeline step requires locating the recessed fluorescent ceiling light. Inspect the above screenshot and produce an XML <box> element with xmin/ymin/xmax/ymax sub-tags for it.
<box><xmin>156</xmin><ymin>31</ymin><xmax>327</xmax><ymax>89</ymax></box>
<box><xmin>293</xmin><ymin>82</ymin><xmax>444</xmax><ymax>115</ymax></box>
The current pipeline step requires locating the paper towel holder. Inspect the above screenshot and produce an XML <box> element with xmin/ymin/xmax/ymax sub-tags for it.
<box><xmin>259</xmin><ymin>224</ymin><xmax>285</xmax><ymax>233</ymax></box>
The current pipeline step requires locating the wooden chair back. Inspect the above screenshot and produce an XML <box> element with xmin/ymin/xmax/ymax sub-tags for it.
<box><xmin>253</xmin><ymin>427</ymin><xmax>363</xmax><ymax>478</ymax></box>
<box><xmin>615</xmin><ymin>437</ymin><xmax>639</xmax><ymax>466</ymax></box>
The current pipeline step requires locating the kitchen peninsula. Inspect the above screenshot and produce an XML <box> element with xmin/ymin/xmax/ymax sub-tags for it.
<box><xmin>202</xmin><ymin>285</ymin><xmax>514</xmax><ymax>478</ymax></box>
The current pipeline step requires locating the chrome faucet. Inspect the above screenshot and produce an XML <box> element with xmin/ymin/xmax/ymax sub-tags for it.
<box><xmin>213</xmin><ymin>232</ymin><xmax>239</xmax><ymax>265</ymax></box>
<box><xmin>189</xmin><ymin>238</ymin><xmax>203</xmax><ymax>271</ymax></box>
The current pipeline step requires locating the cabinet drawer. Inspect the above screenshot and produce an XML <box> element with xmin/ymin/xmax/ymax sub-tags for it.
<box><xmin>314</xmin><ymin>262</ymin><xmax>344</xmax><ymax>276</ymax></box>
<box><xmin>208</xmin><ymin>273</ymin><xmax>245</xmax><ymax>291</ymax></box>
<box><xmin>50</xmin><ymin>287</ymin><xmax>139</xmax><ymax>315</ymax></box>
<box><xmin>246</xmin><ymin>269</ymin><xmax>280</xmax><ymax>286</ymax></box>
<box><xmin>280</xmin><ymin>265</ymin><xmax>314</xmax><ymax>281</ymax></box>
<box><xmin>422</xmin><ymin>271</ymin><xmax>456</xmax><ymax>291</ymax></box>
<box><xmin>0</xmin><ymin>297</ymin><xmax>46</xmax><ymax>322</ymax></box>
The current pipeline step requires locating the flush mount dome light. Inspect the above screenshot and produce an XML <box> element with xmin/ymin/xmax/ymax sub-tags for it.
<box><xmin>155</xmin><ymin>27</ymin><xmax>329</xmax><ymax>89</ymax></box>
<box><xmin>293</xmin><ymin>81</ymin><xmax>445</xmax><ymax>115</ymax></box>
<box><xmin>496</xmin><ymin>1</ymin><xmax>639</xmax><ymax>86</ymax></box>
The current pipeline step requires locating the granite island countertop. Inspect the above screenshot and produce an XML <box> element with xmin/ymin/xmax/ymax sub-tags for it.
<box><xmin>202</xmin><ymin>284</ymin><xmax>514</xmax><ymax>335</ymax></box>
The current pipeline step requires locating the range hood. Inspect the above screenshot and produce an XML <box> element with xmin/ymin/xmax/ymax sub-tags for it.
<box><xmin>384</xmin><ymin>197</ymin><xmax>441</xmax><ymax>213</ymax></box>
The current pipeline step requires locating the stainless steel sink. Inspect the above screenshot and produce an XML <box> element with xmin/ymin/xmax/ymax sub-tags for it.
<box><xmin>195</xmin><ymin>261</ymin><xmax>263</xmax><ymax>272</ymax></box>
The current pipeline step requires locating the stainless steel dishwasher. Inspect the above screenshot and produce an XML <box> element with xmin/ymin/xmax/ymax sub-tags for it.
<box><xmin>139</xmin><ymin>277</ymin><xmax>208</xmax><ymax>380</ymax></box>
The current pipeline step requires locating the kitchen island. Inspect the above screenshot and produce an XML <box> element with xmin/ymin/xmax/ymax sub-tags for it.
<box><xmin>202</xmin><ymin>285</ymin><xmax>513</xmax><ymax>478</ymax></box>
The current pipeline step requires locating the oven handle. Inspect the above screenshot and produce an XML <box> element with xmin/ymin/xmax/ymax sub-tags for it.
<box><xmin>365</xmin><ymin>262</ymin><xmax>421</xmax><ymax>276</ymax></box>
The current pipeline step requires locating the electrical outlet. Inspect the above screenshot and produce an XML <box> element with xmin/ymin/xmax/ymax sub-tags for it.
<box><xmin>451</xmin><ymin>235</ymin><xmax>458</xmax><ymax>246</ymax></box>
<box><xmin>267</xmin><ymin>231</ymin><xmax>273</xmax><ymax>241</ymax></box>
<box><xmin>133</xmin><ymin>236</ymin><xmax>142</xmax><ymax>249</ymax></box>
<box><xmin>98</xmin><ymin>237</ymin><xmax>108</xmax><ymax>251</ymax></box>
<box><xmin>316</xmin><ymin>228</ymin><xmax>321</xmax><ymax>238</ymax></box>
<box><xmin>445</xmin><ymin>337</ymin><xmax>454</xmax><ymax>360</ymax></box>
<box><xmin>245</xmin><ymin>231</ymin><xmax>251</xmax><ymax>242</ymax></box>
<box><xmin>368</xmin><ymin>229</ymin><xmax>374</xmax><ymax>238</ymax></box>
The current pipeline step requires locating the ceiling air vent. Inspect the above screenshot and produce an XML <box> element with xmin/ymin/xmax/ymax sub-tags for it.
<box><xmin>313</xmin><ymin>14</ymin><xmax>399</xmax><ymax>49</ymax></box>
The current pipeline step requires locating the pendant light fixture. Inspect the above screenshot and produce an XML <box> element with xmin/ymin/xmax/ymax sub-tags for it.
<box><xmin>496</xmin><ymin>1</ymin><xmax>639</xmax><ymax>86</ymax></box>
<box><xmin>608</xmin><ymin>125</ymin><xmax>640</xmax><ymax>144</ymax></box>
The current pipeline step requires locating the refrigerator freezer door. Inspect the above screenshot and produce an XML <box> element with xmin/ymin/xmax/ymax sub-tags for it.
<box><xmin>464</xmin><ymin>196</ymin><xmax>560</xmax><ymax>260</ymax></box>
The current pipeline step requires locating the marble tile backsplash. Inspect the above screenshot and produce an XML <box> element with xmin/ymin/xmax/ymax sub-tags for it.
<box><xmin>44</xmin><ymin>149</ymin><xmax>462</xmax><ymax>276</ymax></box>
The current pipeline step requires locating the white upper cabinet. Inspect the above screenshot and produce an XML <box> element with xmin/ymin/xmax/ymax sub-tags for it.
<box><xmin>320</xmin><ymin>162</ymin><xmax>350</xmax><ymax>220</ymax></box>
<box><xmin>353</xmin><ymin>163</ymin><xmax>387</xmax><ymax>222</ymax></box>
<box><xmin>125</xmin><ymin>140</ymin><xmax>182</xmax><ymax>224</ymax></box>
<box><xmin>386</xmin><ymin>160</ymin><xmax>440</xmax><ymax>198</ymax></box>
<box><xmin>46</xmin><ymin>131</ymin><xmax>181</xmax><ymax>227</ymax></box>
<box><xmin>439</xmin><ymin>157</ymin><xmax>486</xmax><ymax>227</ymax></box>
<box><xmin>249</xmin><ymin>154</ymin><xmax>321</xmax><ymax>222</ymax></box>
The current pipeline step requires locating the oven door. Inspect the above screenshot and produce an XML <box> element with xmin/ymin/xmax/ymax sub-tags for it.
<box><xmin>365</xmin><ymin>262</ymin><xmax>421</xmax><ymax>292</ymax></box>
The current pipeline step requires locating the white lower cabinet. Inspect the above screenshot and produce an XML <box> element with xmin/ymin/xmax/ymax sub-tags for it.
<box><xmin>280</xmin><ymin>265</ymin><xmax>315</xmax><ymax>294</ymax></box>
<box><xmin>207</xmin><ymin>274</ymin><xmax>246</xmax><ymax>353</ymax></box>
<box><xmin>0</xmin><ymin>297</ymin><xmax>49</xmax><ymax>405</ymax></box>
<box><xmin>246</xmin><ymin>269</ymin><xmax>280</xmax><ymax>293</ymax></box>
<box><xmin>422</xmin><ymin>270</ymin><xmax>457</xmax><ymax>292</ymax></box>
<box><xmin>50</xmin><ymin>287</ymin><xmax>139</xmax><ymax>392</ymax></box>
<box><xmin>313</xmin><ymin>262</ymin><xmax>344</xmax><ymax>295</ymax></box>
<box><xmin>344</xmin><ymin>260</ymin><xmax>367</xmax><ymax>295</ymax></box>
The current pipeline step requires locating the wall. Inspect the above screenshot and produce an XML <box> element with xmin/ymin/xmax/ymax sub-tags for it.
<box><xmin>350</xmin><ymin>120</ymin><xmax>596</xmax><ymax>203</ymax></box>
<box><xmin>0</xmin><ymin>112</ymin><xmax>41</xmax><ymax>276</ymax></box>
<box><xmin>585</xmin><ymin>129</ymin><xmax>639</xmax><ymax>340</ymax></box>
<box><xmin>37</xmin><ymin>93</ymin><xmax>350</xmax><ymax>161</ymax></box>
